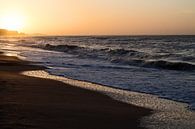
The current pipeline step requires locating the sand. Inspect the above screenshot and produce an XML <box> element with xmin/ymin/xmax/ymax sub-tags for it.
<box><xmin>0</xmin><ymin>52</ymin><xmax>151</xmax><ymax>129</ymax></box>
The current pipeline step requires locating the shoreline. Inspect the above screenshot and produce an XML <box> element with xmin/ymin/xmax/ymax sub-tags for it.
<box><xmin>23</xmin><ymin>70</ymin><xmax>195</xmax><ymax>129</ymax></box>
<box><xmin>0</xmin><ymin>53</ymin><xmax>151</xmax><ymax>129</ymax></box>
<box><xmin>31</xmin><ymin>71</ymin><xmax>195</xmax><ymax>111</ymax></box>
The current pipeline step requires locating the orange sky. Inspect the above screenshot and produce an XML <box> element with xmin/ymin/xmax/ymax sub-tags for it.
<box><xmin>0</xmin><ymin>0</ymin><xmax>195</xmax><ymax>35</ymax></box>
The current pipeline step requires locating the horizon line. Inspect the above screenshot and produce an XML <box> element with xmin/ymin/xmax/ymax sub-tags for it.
<box><xmin>27</xmin><ymin>32</ymin><xmax>195</xmax><ymax>37</ymax></box>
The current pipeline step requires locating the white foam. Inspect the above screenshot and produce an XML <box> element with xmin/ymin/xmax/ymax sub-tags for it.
<box><xmin>22</xmin><ymin>70</ymin><xmax>195</xmax><ymax>129</ymax></box>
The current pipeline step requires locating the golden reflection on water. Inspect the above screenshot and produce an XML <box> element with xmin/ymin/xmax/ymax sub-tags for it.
<box><xmin>4</xmin><ymin>53</ymin><xmax>17</xmax><ymax>57</ymax></box>
<box><xmin>0</xmin><ymin>37</ymin><xmax>30</xmax><ymax>61</ymax></box>
<box><xmin>3</xmin><ymin>52</ymin><xmax>26</xmax><ymax>60</ymax></box>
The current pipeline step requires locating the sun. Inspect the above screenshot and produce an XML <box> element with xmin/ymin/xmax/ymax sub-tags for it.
<box><xmin>0</xmin><ymin>13</ymin><xmax>25</xmax><ymax>31</ymax></box>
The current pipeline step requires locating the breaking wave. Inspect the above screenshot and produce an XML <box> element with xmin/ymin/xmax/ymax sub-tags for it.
<box><xmin>36</xmin><ymin>44</ymin><xmax>195</xmax><ymax>71</ymax></box>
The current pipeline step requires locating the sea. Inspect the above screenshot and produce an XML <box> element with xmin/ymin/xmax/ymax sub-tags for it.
<box><xmin>0</xmin><ymin>35</ymin><xmax>195</xmax><ymax>110</ymax></box>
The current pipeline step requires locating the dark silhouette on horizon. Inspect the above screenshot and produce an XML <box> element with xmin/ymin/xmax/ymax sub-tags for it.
<box><xmin>0</xmin><ymin>29</ymin><xmax>25</xmax><ymax>36</ymax></box>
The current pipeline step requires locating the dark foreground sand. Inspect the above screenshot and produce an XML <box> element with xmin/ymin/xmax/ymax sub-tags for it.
<box><xmin>0</xmin><ymin>53</ymin><xmax>151</xmax><ymax>129</ymax></box>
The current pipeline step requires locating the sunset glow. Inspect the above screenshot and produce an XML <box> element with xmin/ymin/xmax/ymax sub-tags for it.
<box><xmin>0</xmin><ymin>0</ymin><xmax>195</xmax><ymax>35</ymax></box>
<box><xmin>0</xmin><ymin>13</ymin><xmax>25</xmax><ymax>31</ymax></box>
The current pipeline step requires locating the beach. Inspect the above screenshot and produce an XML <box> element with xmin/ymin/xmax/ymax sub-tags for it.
<box><xmin>1</xmin><ymin>0</ymin><xmax>195</xmax><ymax>128</ymax></box>
<box><xmin>0</xmin><ymin>52</ymin><xmax>151</xmax><ymax>129</ymax></box>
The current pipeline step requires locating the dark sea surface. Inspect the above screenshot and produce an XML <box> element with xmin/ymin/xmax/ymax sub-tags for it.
<box><xmin>1</xmin><ymin>35</ymin><xmax>195</xmax><ymax>110</ymax></box>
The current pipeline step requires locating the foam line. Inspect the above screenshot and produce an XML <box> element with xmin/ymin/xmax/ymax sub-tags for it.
<box><xmin>22</xmin><ymin>70</ymin><xmax>195</xmax><ymax>129</ymax></box>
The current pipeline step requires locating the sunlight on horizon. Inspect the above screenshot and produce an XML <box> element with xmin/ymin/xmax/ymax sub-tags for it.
<box><xmin>0</xmin><ymin>0</ymin><xmax>195</xmax><ymax>35</ymax></box>
<box><xmin>0</xmin><ymin>12</ymin><xmax>26</xmax><ymax>32</ymax></box>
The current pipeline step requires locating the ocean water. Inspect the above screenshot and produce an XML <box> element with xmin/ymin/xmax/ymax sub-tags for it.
<box><xmin>0</xmin><ymin>36</ymin><xmax>195</xmax><ymax>110</ymax></box>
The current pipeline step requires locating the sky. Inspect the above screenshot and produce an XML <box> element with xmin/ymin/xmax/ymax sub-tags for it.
<box><xmin>0</xmin><ymin>0</ymin><xmax>195</xmax><ymax>35</ymax></box>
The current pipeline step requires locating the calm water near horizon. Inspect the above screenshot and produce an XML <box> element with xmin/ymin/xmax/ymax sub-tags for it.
<box><xmin>0</xmin><ymin>35</ymin><xmax>195</xmax><ymax>110</ymax></box>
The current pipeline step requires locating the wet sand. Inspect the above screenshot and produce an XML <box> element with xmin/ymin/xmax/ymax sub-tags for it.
<box><xmin>0</xmin><ymin>53</ymin><xmax>151</xmax><ymax>129</ymax></box>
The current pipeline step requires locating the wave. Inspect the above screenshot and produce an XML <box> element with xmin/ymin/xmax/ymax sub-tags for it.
<box><xmin>44</xmin><ymin>44</ymin><xmax>80</xmax><ymax>51</ymax></box>
<box><xmin>36</xmin><ymin>44</ymin><xmax>195</xmax><ymax>71</ymax></box>
<box><xmin>0</xmin><ymin>39</ymin><xmax>11</xmax><ymax>43</ymax></box>
<box><xmin>38</xmin><ymin>44</ymin><xmax>149</xmax><ymax>59</ymax></box>
<box><xmin>111</xmin><ymin>58</ymin><xmax>195</xmax><ymax>71</ymax></box>
<box><xmin>144</xmin><ymin>60</ymin><xmax>195</xmax><ymax>71</ymax></box>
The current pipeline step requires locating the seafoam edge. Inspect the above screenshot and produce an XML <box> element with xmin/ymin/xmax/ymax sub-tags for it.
<box><xmin>22</xmin><ymin>70</ymin><xmax>195</xmax><ymax>129</ymax></box>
